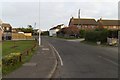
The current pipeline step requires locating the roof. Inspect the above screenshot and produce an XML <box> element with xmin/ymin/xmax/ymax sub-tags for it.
<box><xmin>2</xmin><ymin>23</ymin><xmax>12</xmax><ymax>28</ymax></box>
<box><xmin>69</xmin><ymin>18</ymin><xmax>97</xmax><ymax>25</ymax></box>
<box><xmin>0</xmin><ymin>19</ymin><xmax>3</xmax><ymax>26</ymax></box>
<box><xmin>50</xmin><ymin>24</ymin><xmax>64</xmax><ymax>30</ymax></box>
<box><xmin>97</xmin><ymin>19</ymin><xmax>120</xmax><ymax>26</ymax></box>
<box><xmin>0</xmin><ymin>26</ymin><xmax>3</xmax><ymax>31</ymax></box>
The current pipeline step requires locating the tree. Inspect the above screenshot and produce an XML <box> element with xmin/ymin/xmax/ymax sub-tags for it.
<box><xmin>65</xmin><ymin>26</ymin><xmax>79</xmax><ymax>36</ymax></box>
<box><xmin>79</xmin><ymin>30</ymin><xmax>85</xmax><ymax>38</ymax></box>
<box><xmin>19</xmin><ymin>25</ymin><xmax>34</xmax><ymax>34</ymax></box>
<box><xmin>57</xmin><ymin>26</ymin><xmax>79</xmax><ymax>38</ymax></box>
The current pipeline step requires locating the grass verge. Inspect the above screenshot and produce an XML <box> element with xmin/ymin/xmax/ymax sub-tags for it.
<box><xmin>80</xmin><ymin>40</ymin><xmax>116</xmax><ymax>47</ymax></box>
<box><xmin>50</xmin><ymin>36</ymin><xmax>81</xmax><ymax>40</ymax></box>
<box><xmin>2</xmin><ymin>40</ymin><xmax>38</xmax><ymax>75</ymax></box>
<box><xmin>2</xmin><ymin>40</ymin><xmax>36</xmax><ymax>56</ymax></box>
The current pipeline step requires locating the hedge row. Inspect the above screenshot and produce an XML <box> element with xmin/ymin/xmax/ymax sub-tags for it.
<box><xmin>2</xmin><ymin>53</ymin><xmax>22</xmax><ymax>66</ymax></box>
<box><xmin>2</xmin><ymin>43</ymin><xmax>37</xmax><ymax>66</ymax></box>
<box><xmin>85</xmin><ymin>30</ymin><xmax>108</xmax><ymax>43</ymax></box>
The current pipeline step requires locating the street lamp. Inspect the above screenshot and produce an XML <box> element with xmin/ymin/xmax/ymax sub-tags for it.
<box><xmin>38</xmin><ymin>29</ymin><xmax>41</xmax><ymax>46</ymax></box>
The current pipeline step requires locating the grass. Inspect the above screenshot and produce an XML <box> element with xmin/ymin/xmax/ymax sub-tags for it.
<box><xmin>81</xmin><ymin>40</ymin><xmax>98</xmax><ymax>46</ymax></box>
<box><xmin>2</xmin><ymin>40</ymin><xmax>38</xmax><ymax>75</ymax></box>
<box><xmin>2</xmin><ymin>40</ymin><xmax>36</xmax><ymax>56</ymax></box>
<box><xmin>2</xmin><ymin>48</ymin><xmax>38</xmax><ymax>75</ymax></box>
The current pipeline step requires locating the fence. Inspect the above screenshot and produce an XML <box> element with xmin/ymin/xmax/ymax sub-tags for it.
<box><xmin>2</xmin><ymin>43</ymin><xmax>37</xmax><ymax>66</ymax></box>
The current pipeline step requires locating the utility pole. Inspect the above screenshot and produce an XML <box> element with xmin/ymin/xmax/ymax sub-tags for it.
<box><xmin>38</xmin><ymin>0</ymin><xmax>41</xmax><ymax>46</ymax></box>
<box><xmin>78</xmin><ymin>9</ymin><xmax>80</xmax><ymax>19</ymax></box>
<box><xmin>39</xmin><ymin>29</ymin><xmax>41</xmax><ymax>46</ymax></box>
<box><xmin>78</xmin><ymin>9</ymin><xmax>81</xmax><ymax>29</ymax></box>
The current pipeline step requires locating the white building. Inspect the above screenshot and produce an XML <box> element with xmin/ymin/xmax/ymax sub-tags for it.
<box><xmin>49</xmin><ymin>24</ymin><xmax>65</xmax><ymax>37</ymax></box>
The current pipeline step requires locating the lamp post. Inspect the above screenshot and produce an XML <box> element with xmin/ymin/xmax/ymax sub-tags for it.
<box><xmin>38</xmin><ymin>29</ymin><xmax>41</xmax><ymax>46</ymax></box>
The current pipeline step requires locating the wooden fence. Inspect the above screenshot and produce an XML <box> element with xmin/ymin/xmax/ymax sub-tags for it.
<box><xmin>2</xmin><ymin>43</ymin><xmax>37</xmax><ymax>66</ymax></box>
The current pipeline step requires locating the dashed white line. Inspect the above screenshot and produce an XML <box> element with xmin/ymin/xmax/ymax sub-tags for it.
<box><xmin>49</xmin><ymin>44</ymin><xmax>63</xmax><ymax>66</ymax></box>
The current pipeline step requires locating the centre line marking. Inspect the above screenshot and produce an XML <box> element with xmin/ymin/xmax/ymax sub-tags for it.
<box><xmin>49</xmin><ymin>44</ymin><xmax>63</xmax><ymax>66</ymax></box>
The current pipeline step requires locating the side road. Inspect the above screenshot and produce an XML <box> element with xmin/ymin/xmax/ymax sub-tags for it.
<box><xmin>2</xmin><ymin>40</ymin><xmax>57</xmax><ymax>79</ymax></box>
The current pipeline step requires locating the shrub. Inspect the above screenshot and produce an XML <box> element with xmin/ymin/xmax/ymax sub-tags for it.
<box><xmin>2</xmin><ymin>53</ymin><xmax>21</xmax><ymax>66</ymax></box>
<box><xmin>79</xmin><ymin>30</ymin><xmax>85</xmax><ymax>38</ymax></box>
<box><xmin>85</xmin><ymin>30</ymin><xmax>108</xmax><ymax>43</ymax></box>
<box><xmin>108</xmin><ymin>30</ymin><xmax>118</xmax><ymax>38</ymax></box>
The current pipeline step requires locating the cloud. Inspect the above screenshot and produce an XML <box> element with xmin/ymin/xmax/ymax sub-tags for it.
<box><xmin>2</xmin><ymin>2</ymin><xmax>39</xmax><ymax>28</ymax></box>
<box><xmin>1</xmin><ymin>1</ymin><xmax>119</xmax><ymax>31</ymax></box>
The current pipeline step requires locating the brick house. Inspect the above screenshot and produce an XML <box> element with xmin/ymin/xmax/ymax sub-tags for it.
<box><xmin>97</xmin><ymin>18</ymin><xmax>120</xmax><ymax>30</ymax></box>
<box><xmin>2</xmin><ymin>23</ymin><xmax>12</xmax><ymax>40</ymax></box>
<box><xmin>68</xmin><ymin>17</ymin><xmax>98</xmax><ymax>30</ymax></box>
<box><xmin>0</xmin><ymin>26</ymin><xmax>3</xmax><ymax>41</ymax></box>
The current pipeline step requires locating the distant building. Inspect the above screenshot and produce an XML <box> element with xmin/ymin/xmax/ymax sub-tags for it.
<box><xmin>49</xmin><ymin>24</ymin><xmax>65</xmax><ymax>36</ymax></box>
<box><xmin>0</xmin><ymin>26</ymin><xmax>3</xmax><ymax>41</ymax></box>
<box><xmin>68</xmin><ymin>17</ymin><xmax>98</xmax><ymax>30</ymax></box>
<box><xmin>97</xmin><ymin>18</ymin><xmax>120</xmax><ymax>30</ymax></box>
<box><xmin>2</xmin><ymin>23</ymin><xmax>12</xmax><ymax>40</ymax></box>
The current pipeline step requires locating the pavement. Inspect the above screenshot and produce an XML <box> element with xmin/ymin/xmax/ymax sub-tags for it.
<box><xmin>44</xmin><ymin>36</ymin><xmax>118</xmax><ymax>78</ymax></box>
<box><xmin>2</xmin><ymin>38</ymin><xmax>57</xmax><ymax>79</ymax></box>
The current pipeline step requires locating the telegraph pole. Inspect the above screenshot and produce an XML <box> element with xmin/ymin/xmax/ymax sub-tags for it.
<box><xmin>78</xmin><ymin>9</ymin><xmax>81</xmax><ymax>28</ymax></box>
<box><xmin>39</xmin><ymin>29</ymin><xmax>41</xmax><ymax>46</ymax></box>
<box><xmin>78</xmin><ymin>9</ymin><xmax>80</xmax><ymax>19</ymax></box>
<box><xmin>38</xmin><ymin>0</ymin><xmax>41</xmax><ymax>46</ymax></box>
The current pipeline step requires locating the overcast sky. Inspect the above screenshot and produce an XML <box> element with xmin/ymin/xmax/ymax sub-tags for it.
<box><xmin>0</xmin><ymin>0</ymin><xmax>120</xmax><ymax>31</ymax></box>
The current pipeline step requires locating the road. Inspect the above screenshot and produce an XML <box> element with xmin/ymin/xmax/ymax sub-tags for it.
<box><xmin>42</xmin><ymin>36</ymin><xmax>118</xmax><ymax>78</ymax></box>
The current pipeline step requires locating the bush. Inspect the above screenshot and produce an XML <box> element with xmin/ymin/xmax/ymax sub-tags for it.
<box><xmin>79</xmin><ymin>30</ymin><xmax>85</xmax><ymax>38</ymax></box>
<box><xmin>108</xmin><ymin>30</ymin><xmax>118</xmax><ymax>38</ymax></box>
<box><xmin>85</xmin><ymin>30</ymin><xmax>108</xmax><ymax>43</ymax></box>
<box><xmin>2</xmin><ymin>53</ymin><xmax>21</xmax><ymax>66</ymax></box>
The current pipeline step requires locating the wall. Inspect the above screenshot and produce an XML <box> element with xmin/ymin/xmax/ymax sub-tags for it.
<box><xmin>49</xmin><ymin>30</ymin><xmax>57</xmax><ymax>36</ymax></box>
<box><xmin>12</xmin><ymin>33</ymin><xmax>34</xmax><ymax>40</ymax></box>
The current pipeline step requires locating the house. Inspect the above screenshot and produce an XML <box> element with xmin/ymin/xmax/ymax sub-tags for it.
<box><xmin>68</xmin><ymin>17</ymin><xmax>98</xmax><ymax>30</ymax></box>
<box><xmin>49</xmin><ymin>24</ymin><xmax>65</xmax><ymax>36</ymax></box>
<box><xmin>2</xmin><ymin>23</ymin><xmax>12</xmax><ymax>40</ymax></box>
<box><xmin>0</xmin><ymin>26</ymin><xmax>3</xmax><ymax>41</ymax></box>
<box><xmin>97</xmin><ymin>18</ymin><xmax>120</xmax><ymax>30</ymax></box>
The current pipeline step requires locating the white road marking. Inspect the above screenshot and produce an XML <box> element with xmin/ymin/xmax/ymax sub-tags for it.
<box><xmin>98</xmin><ymin>56</ymin><xmax>118</xmax><ymax>66</ymax></box>
<box><xmin>42</xmin><ymin>48</ymin><xmax>49</xmax><ymax>51</ymax></box>
<box><xmin>49</xmin><ymin>44</ymin><xmax>63</xmax><ymax>66</ymax></box>
<box><xmin>23</xmin><ymin>63</ymin><xmax>37</xmax><ymax>66</ymax></box>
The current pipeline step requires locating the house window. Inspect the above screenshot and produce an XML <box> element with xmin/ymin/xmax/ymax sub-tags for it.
<box><xmin>77</xmin><ymin>25</ymin><xmax>81</xmax><ymax>28</ymax></box>
<box><xmin>6</xmin><ymin>27</ymin><xmax>9</xmax><ymax>30</ymax></box>
<box><xmin>91</xmin><ymin>26</ymin><xmax>94</xmax><ymax>28</ymax></box>
<box><xmin>104</xmin><ymin>26</ymin><xmax>107</xmax><ymax>28</ymax></box>
<box><xmin>113</xmin><ymin>26</ymin><xmax>116</xmax><ymax>29</ymax></box>
<box><xmin>85</xmin><ymin>25</ymin><xmax>87</xmax><ymax>28</ymax></box>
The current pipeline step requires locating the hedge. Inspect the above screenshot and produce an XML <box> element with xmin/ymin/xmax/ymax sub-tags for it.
<box><xmin>79</xmin><ymin>30</ymin><xmax>85</xmax><ymax>38</ymax></box>
<box><xmin>2</xmin><ymin>53</ymin><xmax>21</xmax><ymax>66</ymax></box>
<box><xmin>85</xmin><ymin>30</ymin><xmax>108</xmax><ymax>43</ymax></box>
<box><xmin>108</xmin><ymin>30</ymin><xmax>118</xmax><ymax>38</ymax></box>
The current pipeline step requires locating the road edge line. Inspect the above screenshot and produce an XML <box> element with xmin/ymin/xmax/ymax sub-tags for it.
<box><xmin>49</xmin><ymin>44</ymin><xmax>63</xmax><ymax>66</ymax></box>
<box><xmin>47</xmin><ymin>43</ymin><xmax>58</xmax><ymax>78</ymax></box>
